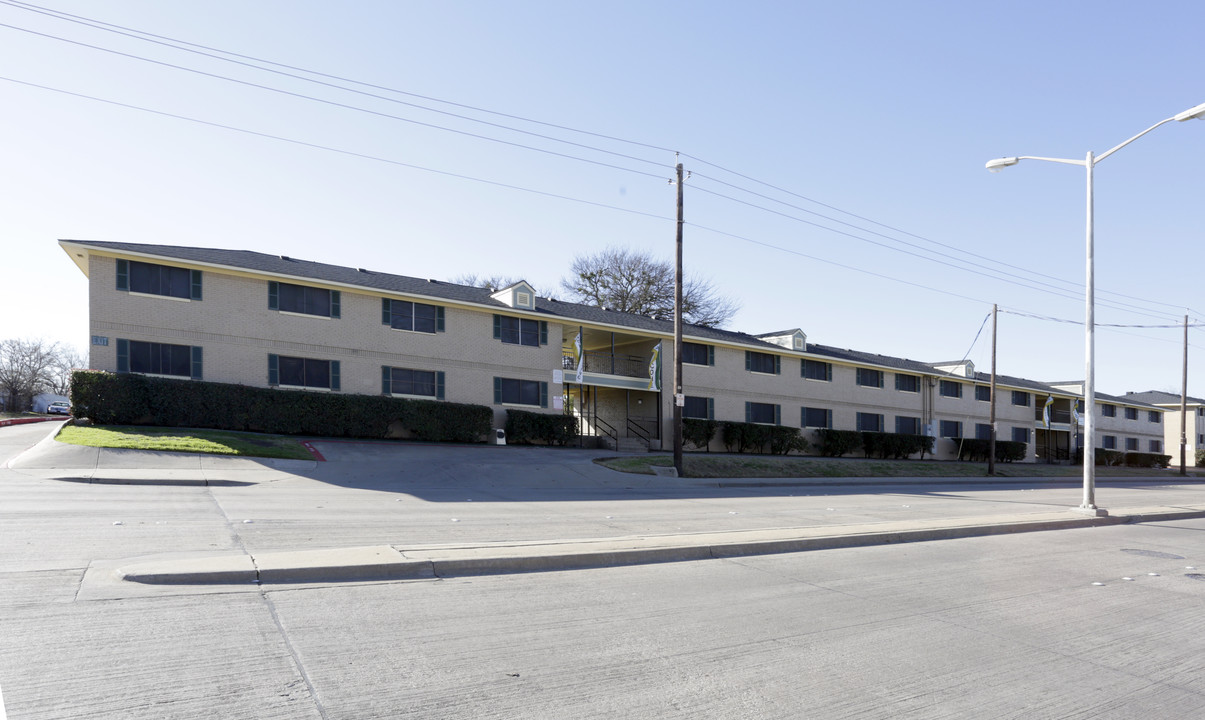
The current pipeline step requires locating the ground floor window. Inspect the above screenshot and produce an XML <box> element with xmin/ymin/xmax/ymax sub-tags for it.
<box><xmin>382</xmin><ymin>367</ymin><xmax>444</xmax><ymax>399</ymax></box>
<box><xmin>745</xmin><ymin>402</ymin><xmax>780</xmax><ymax>425</ymax></box>
<box><xmin>1012</xmin><ymin>427</ymin><xmax>1030</xmax><ymax>443</ymax></box>
<box><xmin>494</xmin><ymin>377</ymin><xmax>547</xmax><ymax>407</ymax></box>
<box><xmin>270</xmin><ymin>354</ymin><xmax>339</xmax><ymax>391</ymax></box>
<box><xmin>975</xmin><ymin>423</ymin><xmax>992</xmax><ymax>440</ymax></box>
<box><xmin>802</xmin><ymin>407</ymin><xmax>832</xmax><ymax>429</ymax></box>
<box><xmin>939</xmin><ymin>420</ymin><xmax>962</xmax><ymax>438</ymax></box>
<box><xmin>683</xmin><ymin>396</ymin><xmax>713</xmax><ymax>420</ymax></box>
<box><xmin>895</xmin><ymin>416</ymin><xmax>920</xmax><ymax>435</ymax></box>
<box><xmin>117</xmin><ymin>339</ymin><xmax>201</xmax><ymax>379</ymax></box>
<box><xmin>1150</xmin><ymin>439</ymin><xmax>1162</xmax><ymax>453</ymax></box>
<box><xmin>1102</xmin><ymin>435</ymin><xmax>1117</xmax><ymax>450</ymax></box>
<box><xmin>857</xmin><ymin>412</ymin><xmax>883</xmax><ymax>432</ymax></box>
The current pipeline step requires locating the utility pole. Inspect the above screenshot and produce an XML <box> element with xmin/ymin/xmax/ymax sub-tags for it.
<box><xmin>1181</xmin><ymin>313</ymin><xmax>1189</xmax><ymax>476</ymax></box>
<box><xmin>988</xmin><ymin>303</ymin><xmax>997</xmax><ymax>476</ymax></box>
<box><xmin>672</xmin><ymin>162</ymin><xmax>684</xmax><ymax>477</ymax></box>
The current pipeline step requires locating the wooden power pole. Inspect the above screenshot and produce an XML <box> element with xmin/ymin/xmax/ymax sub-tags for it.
<box><xmin>673</xmin><ymin>162</ymin><xmax>684</xmax><ymax>477</ymax></box>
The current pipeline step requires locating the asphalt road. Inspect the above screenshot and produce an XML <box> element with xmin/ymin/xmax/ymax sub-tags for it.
<box><xmin>5</xmin><ymin>421</ymin><xmax>1205</xmax><ymax>718</ymax></box>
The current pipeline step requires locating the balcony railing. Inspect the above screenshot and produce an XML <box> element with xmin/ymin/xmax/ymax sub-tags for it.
<box><xmin>1036</xmin><ymin>408</ymin><xmax>1072</xmax><ymax>424</ymax></box>
<box><xmin>563</xmin><ymin>351</ymin><xmax>651</xmax><ymax>380</ymax></box>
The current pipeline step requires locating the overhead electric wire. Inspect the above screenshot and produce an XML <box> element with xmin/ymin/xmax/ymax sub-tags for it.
<box><xmin>0</xmin><ymin>75</ymin><xmax>673</xmax><ymax>224</ymax></box>
<box><xmin>0</xmin><ymin>21</ymin><xmax>672</xmax><ymax>182</ymax></box>
<box><xmin>1</xmin><ymin>0</ymin><xmax>1198</xmax><ymax>325</ymax></box>
<box><xmin>0</xmin><ymin>0</ymin><xmax>681</xmax><ymax>157</ymax></box>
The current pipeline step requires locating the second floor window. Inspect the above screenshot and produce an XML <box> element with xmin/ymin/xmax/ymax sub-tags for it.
<box><xmin>1011</xmin><ymin>391</ymin><xmax>1030</xmax><ymax>406</ymax></box>
<box><xmin>117</xmin><ymin>259</ymin><xmax>201</xmax><ymax>300</ymax></box>
<box><xmin>939</xmin><ymin>380</ymin><xmax>962</xmax><ymax>398</ymax></box>
<box><xmin>895</xmin><ymin>374</ymin><xmax>920</xmax><ymax>393</ymax></box>
<box><xmin>1101</xmin><ymin>404</ymin><xmax>1117</xmax><ymax>417</ymax></box>
<box><xmin>856</xmin><ymin>368</ymin><xmax>884</xmax><ymax>388</ymax></box>
<box><xmin>681</xmin><ymin>342</ymin><xmax>714</xmax><ymax>366</ymax></box>
<box><xmin>801</xmin><ymin>359</ymin><xmax>832</xmax><ymax>381</ymax></box>
<box><xmin>746</xmin><ymin>351</ymin><xmax>780</xmax><ymax>375</ymax></box>
<box><xmin>976</xmin><ymin>385</ymin><xmax>991</xmax><ymax>402</ymax></box>
<box><xmin>383</xmin><ymin>299</ymin><xmax>444</xmax><ymax>333</ymax></box>
<box><xmin>494</xmin><ymin>315</ymin><xmax>546</xmax><ymax>346</ymax></box>
<box><xmin>270</xmin><ymin>281</ymin><xmax>340</xmax><ymax>318</ymax></box>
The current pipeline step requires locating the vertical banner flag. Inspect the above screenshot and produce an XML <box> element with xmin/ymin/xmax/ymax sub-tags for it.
<box><xmin>648</xmin><ymin>342</ymin><xmax>662</xmax><ymax>391</ymax></box>
<box><xmin>1071</xmin><ymin>400</ymin><xmax>1081</xmax><ymax>426</ymax></box>
<box><xmin>574</xmin><ymin>331</ymin><xmax>584</xmax><ymax>384</ymax></box>
<box><xmin>1043</xmin><ymin>395</ymin><xmax>1054</xmax><ymax>428</ymax></box>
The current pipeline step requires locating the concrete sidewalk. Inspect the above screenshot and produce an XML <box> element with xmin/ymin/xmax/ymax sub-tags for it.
<box><xmin>114</xmin><ymin>503</ymin><xmax>1205</xmax><ymax>585</ymax></box>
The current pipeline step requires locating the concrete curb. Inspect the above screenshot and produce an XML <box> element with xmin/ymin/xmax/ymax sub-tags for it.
<box><xmin>114</xmin><ymin>504</ymin><xmax>1205</xmax><ymax>586</ymax></box>
<box><xmin>0</xmin><ymin>416</ymin><xmax>66</xmax><ymax>427</ymax></box>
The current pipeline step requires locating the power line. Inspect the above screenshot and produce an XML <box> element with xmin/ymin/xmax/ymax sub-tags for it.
<box><xmin>0</xmin><ymin>75</ymin><xmax>674</xmax><ymax>223</ymax></box>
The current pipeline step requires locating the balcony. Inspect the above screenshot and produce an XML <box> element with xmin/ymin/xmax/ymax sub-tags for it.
<box><xmin>563</xmin><ymin>351</ymin><xmax>651</xmax><ymax>380</ymax></box>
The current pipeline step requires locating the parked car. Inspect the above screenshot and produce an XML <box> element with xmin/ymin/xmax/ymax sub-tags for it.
<box><xmin>47</xmin><ymin>401</ymin><xmax>72</xmax><ymax>415</ymax></box>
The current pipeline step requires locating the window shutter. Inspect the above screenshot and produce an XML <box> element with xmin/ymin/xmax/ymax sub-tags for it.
<box><xmin>436</xmin><ymin>371</ymin><xmax>445</xmax><ymax>400</ymax></box>
<box><xmin>745</xmin><ymin>352</ymin><xmax>751</xmax><ymax>371</ymax></box>
<box><xmin>774</xmin><ymin>405</ymin><xmax>781</xmax><ymax>426</ymax></box>
<box><xmin>539</xmin><ymin>321</ymin><xmax>548</xmax><ymax>345</ymax></box>
<box><xmin>801</xmin><ymin>407</ymin><xmax>807</xmax><ymax>428</ymax></box>
<box><xmin>116</xmin><ymin>338</ymin><xmax>129</xmax><ymax>373</ymax></box>
<box><xmin>382</xmin><ymin>298</ymin><xmax>392</xmax><ymax>325</ymax></box>
<box><xmin>190</xmin><ymin>346</ymin><xmax>203</xmax><ymax>380</ymax></box>
<box><xmin>268</xmin><ymin>282</ymin><xmax>279</xmax><ymax>310</ymax></box>
<box><xmin>744</xmin><ymin>402</ymin><xmax>751</xmax><ymax>423</ymax></box>
<box><xmin>116</xmin><ymin>259</ymin><xmax>129</xmax><ymax>291</ymax></box>
<box><xmin>539</xmin><ymin>381</ymin><xmax>548</xmax><ymax>408</ymax></box>
<box><xmin>268</xmin><ymin>354</ymin><xmax>279</xmax><ymax>385</ymax></box>
<box><xmin>330</xmin><ymin>361</ymin><xmax>340</xmax><ymax>391</ymax></box>
<box><xmin>436</xmin><ymin>306</ymin><xmax>445</xmax><ymax>332</ymax></box>
<box><xmin>707</xmin><ymin>345</ymin><xmax>715</xmax><ymax>366</ymax></box>
<box><xmin>190</xmin><ymin>270</ymin><xmax>202</xmax><ymax>301</ymax></box>
<box><xmin>707</xmin><ymin>397</ymin><xmax>714</xmax><ymax>420</ymax></box>
<box><xmin>775</xmin><ymin>356</ymin><xmax>781</xmax><ymax>375</ymax></box>
<box><xmin>330</xmin><ymin>291</ymin><xmax>341</xmax><ymax>319</ymax></box>
<box><xmin>493</xmin><ymin>315</ymin><xmax>501</xmax><ymax>339</ymax></box>
<box><xmin>493</xmin><ymin>377</ymin><xmax>502</xmax><ymax>404</ymax></box>
<box><xmin>826</xmin><ymin>409</ymin><xmax>833</xmax><ymax>428</ymax></box>
<box><xmin>381</xmin><ymin>366</ymin><xmax>391</xmax><ymax>395</ymax></box>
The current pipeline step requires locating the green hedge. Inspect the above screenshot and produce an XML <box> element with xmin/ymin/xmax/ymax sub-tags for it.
<box><xmin>505</xmin><ymin>409</ymin><xmax>578</xmax><ymax>446</ymax></box>
<box><xmin>70</xmin><ymin>370</ymin><xmax>492</xmax><ymax>442</ymax></box>
<box><xmin>860</xmin><ymin>432</ymin><xmax>935</xmax><ymax>460</ymax></box>
<box><xmin>816</xmin><ymin>429</ymin><xmax>862</xmax><ymax>457</ymax></box>
<box><xmin>682</xmin><ymin>418</ymin><xmax>718</xmax><ymax>451</ymax></box>
<box><xmin>1197</xmin><ymin>448</ymin><xmax>1205</xmax><ymax>467</ymax></box>
<box><xmin>954</xmin><ymin>438</ymin><xmax>1027</xmax><ymax>463</ymax></box>
<box><xmin>720</xmin><ymin>422</ymin><xmax>807</xmax><ymax>455</ymax></box>
<box><xmin>1123</xmin><ymin>452</ymin><xmax>1171</xmax><ymax>468</ymax></box>
<box><xmin>1076</xmin><ymin>449</ymin><xmax>1169</xmax><ymax>467</ymax></box>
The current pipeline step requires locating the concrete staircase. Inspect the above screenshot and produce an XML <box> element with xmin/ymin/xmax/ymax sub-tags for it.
<box><xmin>613</xmin><ymin>437</ymin><xmax>650</xmax><ymax>453</ymax></box>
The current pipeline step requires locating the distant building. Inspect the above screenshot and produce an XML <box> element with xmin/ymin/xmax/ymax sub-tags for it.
<box><xmin>1122</xmin><ymin>390</ymin><xmax>1205</xmax><ymax>465</ymax></box>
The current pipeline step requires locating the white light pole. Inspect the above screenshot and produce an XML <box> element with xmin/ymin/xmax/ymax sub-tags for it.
<box><xmin>986</xmin><ymin>101</ymin><xmax>1205</xmax><ymax>517</ymax></box>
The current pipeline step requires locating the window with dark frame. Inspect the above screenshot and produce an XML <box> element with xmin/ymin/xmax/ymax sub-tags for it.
<box><xmin>1150</xmin><ymin>439</ymin><xmax>1162</xmax><ymax>453</ymax></box>
<box><xmin>1011</xmin><ymin>391</ymin><xmax>1030</xmax><ymax>406</ymax></box>
<box><xmin>384</xmin><ymin>299</ymin><xmax>443</xmax><ymax>333</ymax></box>
<box><xmin>976</xmin><ymin>385</ymin><xmax>991</xmax><ymax>402</ymax></box>
<box><xmin>270</xmin><ymin>281</ymin><xmax>339</xmax><ymax>318</ymax></box>
<box><xmin>802</xmin><ymin>407</ymin><xmax>831</xmax><ymax>429</ymax></box>
<box><xmin>1101</xmin><ymin>404</ymin><xmax>1117</xmax><ymax>417</ymax></box>
<box><xmin>494</xmin><ymin>377</ymin><xmax>546</xmax><ymax>407</ymax></box>
<box><xmin>1148</xmin><ymin>411</ymin><xmax>1161</xmax><ymax>423</ymax></box>
<box><xmin>270</xmin><ymin>354</ymin><xmax>339</xmax><ymax>391</ymax></box>
<box><xmin>746</xmin><ymin>402</ymin><xmax>779</xmax><ymax>425</ymax></box>
<box><xmin>939</xmin><ymin>420</ymin><xmax>962</xmax><ymax>438</ymax></box>
<box><xmin>117</xmin><ymin>339</ymin><xmax>200</xmax><ymax>379</ymax></box>
<box><xmin>1012</xmin><ymin>427</ymin><xmax>1029</xmax><ymax>444</ymax></box>
<box><xmin>975</xmin><ymin>423</ymin><xmax>992</xmax><ymax>440</ymax></box>
<box><xmin>1102</xmin><ymin>435</ymin><xmax>1117</xmax><ymax>450</ymax></box>
<box><xmin>895</xmin><ymin>374</ymin><xmax>920</xmax><ymax>393</ymax></box>
<box><xmin>856</xmin><ymin>368</ymin><xmax>884</xmax><ymax>388</ymax></box>
<box><xmin>856</xmin><ymin>412</ymin><xmax>883</xmax><ymax>432</ymax></box>
<box><xmin>746</xmin><ymin>351</ymin><xmax>779</xmax><ymax>375</ymax></box>
<box><xmin>117</xmin><ymin>259</ymin><xmax>201</xmax><ymax>300</ymax></box>
<box><xmin>801</xmin><ymin>359</ymin><xmax>832</xmax><ymax>381</ymax></box>
<box><xmin>383</xmin><ymin>367</ymin><xmax>443</xmax><ymax>399</ymax></box>
<box><xmin>495</xmin><ymin>316</ymin><xmax>544</xmax><ymax>347</ymax></box>
<box><xmin>895</xmin><ymin>416</ymin><xmax>920</xmax><ymax>435</ymax></box>
<box><xmin>681</xmin><ymin>342</ymin><xmax>713</xmax><ymax>366</ymax></box>
<box><xmin>683</xmin><ymin>396</ymin><xmax>713</xmax><ymax>420</ymax></box>
<box><xmin>939</xmin><ymin>380</ymin><xmax>962</xmax><ymax>398</ymax></box>
<box><xmin>1125</xmin><ymin>437</ymin><xmax>1139</xmax><ymax>451</ymax></box>
<box><xmin>1124</xmin><ymin>407</ymin><xmax>1138</xmax><ymax>420</ymax></box>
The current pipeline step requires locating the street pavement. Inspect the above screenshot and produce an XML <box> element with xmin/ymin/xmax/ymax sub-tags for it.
<box><xmin>7</xmin><ymin>421</ymin><xmax>1205</xmax><ymax>718</ymax></box>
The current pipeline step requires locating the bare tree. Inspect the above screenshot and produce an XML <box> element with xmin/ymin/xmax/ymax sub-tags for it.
<box><xmin>559</xmin><ymin>247</ymin><xmax>739</xmax><ymax>327</ymax></box>
<box><xmin>0</xmin><ymin>338</ymin><xmax>59</xmax><ymax>412</ymax></box>
<box><xmin>449</xmin><ymin>273</ymin><xmax>555</xmax><ymax>299</ymax></box>
<box><xmin>49</xmin><ymin>345</ymin><xmax>87</xmax><ymax>396</ymax></box>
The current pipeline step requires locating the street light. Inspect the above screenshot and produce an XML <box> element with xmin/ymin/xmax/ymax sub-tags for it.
<box><xmin>986</xmin><ymin>101</ymin><xmax>1205</xmax><ymax>517</ymax></box>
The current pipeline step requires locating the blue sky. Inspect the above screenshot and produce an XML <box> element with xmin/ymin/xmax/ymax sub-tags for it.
<box><xmin>3</xmin><ymin>1</ymin><xmax>1204</xmax><ymax>396</ymax></box>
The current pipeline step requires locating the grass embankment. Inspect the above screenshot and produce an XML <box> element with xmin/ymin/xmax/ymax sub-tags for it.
<box><xmin>56</xmin><ymin>425</ymin><xmax>314</xmax><ymax>460</ymax></box>
<box><xmin>599</xmin><ymin>454</ymin><xmax>1201</xmax><ymax>479</ymax></box>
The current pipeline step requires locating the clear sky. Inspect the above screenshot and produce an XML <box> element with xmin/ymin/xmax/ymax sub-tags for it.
<box><xmin>3</xmin><ymin>1</ymin><xmax>1204</xmax><ymax>397</ymax></box>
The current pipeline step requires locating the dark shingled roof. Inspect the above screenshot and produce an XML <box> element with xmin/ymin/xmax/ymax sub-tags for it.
<box><xmin>62</xmin><ymin>239</ymin><xmax>784</xmax><ymax>350</ymax></box>
<box><xmin>1122</xmin><ymin>390</ymin><xmax>1205</xmax><ymax>407</ymax></box>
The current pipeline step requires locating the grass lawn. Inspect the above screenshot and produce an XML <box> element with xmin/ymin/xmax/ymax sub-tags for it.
<box><xmin>56</xmin><ymin>425</ymin><xmax>315</xmax><ymax>461</ymax></box>
<box><xmin>598</xmin><ymin>453</ymin><xmax>1201</xmax><ymax>479</ymax></box>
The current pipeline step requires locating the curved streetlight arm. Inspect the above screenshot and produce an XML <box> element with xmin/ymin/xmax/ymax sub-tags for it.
<box><xmin>1095</xmin><ymin>116</ymin><xmax>1177</xmax><ymax>164</ymax></box>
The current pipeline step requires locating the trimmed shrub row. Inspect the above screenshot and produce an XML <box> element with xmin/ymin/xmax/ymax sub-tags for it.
<box><xmin>505</xmin><ymin>409</ymin><xmax>578</xmax><ymax>446</ymax></box>
<box><xmin>683</xmin><ymin>418</ymin><xmax>718</xmax><ymax>451</ymax></box>
<box><xmin>815</xmin><ymin>429</ymin><xmax>863</xmax><ymax>457</ymax></box>
<box><xmin>861</xmin><ymin>432</ymin><xmax>935</xmax><ymax>460</ymax></box>
<box><xmin>1077</xmin><ymin>449</ymin><xmax>1173</xmax><ymax>468</ymax></box>
<box><xmin>720</xmin><ymin>421</ymin><xmax>808</xmax><ymax>455</ymax></box>
<box><xmin>70</xmin><ymin>370</ymin><xmax>492</xmax><ymax>442</ymax></box>
<box><xmin>953</xmin><ymin>438</ymin><xmax>1027</xmax><ymax>463</ymax></box>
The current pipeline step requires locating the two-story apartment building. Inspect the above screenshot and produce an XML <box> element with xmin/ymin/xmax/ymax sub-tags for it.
<box><xmin>61</xmin><ymin>239</ymin><xmax>1166</xmax><ymax>462</ymax></box>
<box><xmin>1120</xmin><ymin>390</ymin><xmax>1205</xmax><ymax>465</ymax></box>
